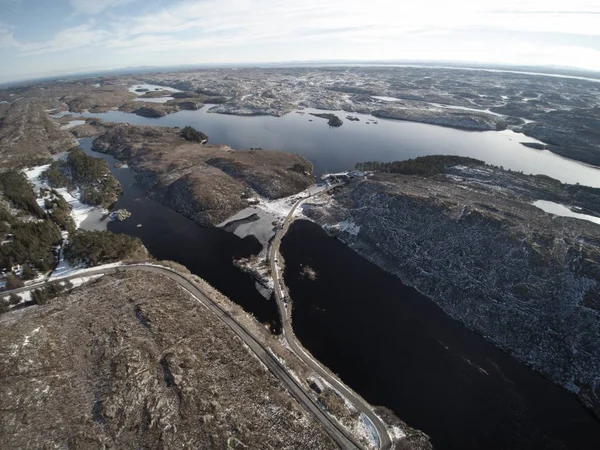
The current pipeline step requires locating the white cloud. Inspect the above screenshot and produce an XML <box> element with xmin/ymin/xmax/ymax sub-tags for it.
<box><xmin>0</xmin><ymin>21</ymin><xmax>17</xmax><ymax>48</ymax></box>
<box><xmin>18</xmin><ymin>24</ymin><xmax>110</xmax><ymax>56</ymax></box>
<box><xmin>69</xmin><ymin>0</ymin><xmax>133</xmax><ymax>15</ymax></box>
<box><xmin>3</xmin><ymin>0</ymin><xmax>600</xmax><ymax>72</ymax></box>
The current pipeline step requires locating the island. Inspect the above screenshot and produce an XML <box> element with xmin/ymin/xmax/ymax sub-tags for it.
<box><xmin>309</xmin><ymin>113</ymin><xmax>344</xmax><ymax>127</ymax></box>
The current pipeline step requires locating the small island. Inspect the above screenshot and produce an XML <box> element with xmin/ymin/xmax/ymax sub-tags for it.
<box><xmin>309</xmin><ymin>113</ymin><xmax>343</xmax><ymax>127</ymax></box>
<box><xmin>301</xmin><ymin>265</ymin><xmax>318</xmax><ymax>281</ymax></box>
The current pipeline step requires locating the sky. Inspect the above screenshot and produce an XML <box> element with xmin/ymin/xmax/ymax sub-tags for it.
<box><xmin>0</xmin><ymin>0</ymin><xmax>599</xmax><ymax>82</ymax></box>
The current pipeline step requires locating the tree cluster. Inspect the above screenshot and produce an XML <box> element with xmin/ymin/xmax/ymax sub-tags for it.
<box><xmin>0</xmin><ymin>174</ymin><xmax>65</xmax><ymax>274</ymax></box>
<box><xmin>65</xmin><ymin>230</ymin><xmax>144</xmax><ymax>266</ymax></box>
<box><xmin>356</xmin><ymin>155</ymin><xmax>484</xmax><ymax>176</ymax></box>
<box><xmin>180</xmin><ymin>126</ymin><xmax>209</xmax><ymax>143</ymax></box>
<box><xmin>42</xmin><ymin>149</ymin><xmax>121</xmax><ymax>207</ymax></box>
<box><xmin>0</xmin><ymin>219</ymin><xmax>61</xmax><ymax>272</ymax></box>
<box><xmin>0</xmin><ymin>171</ymin><xmax>45</xmax><ymax>218</ymax></box>
<box><xmin>44</xmin><ymin>191</ymin><xmax>76</xmax><ymax>234</ymax></box>
<box><xmin>31</xmin><ymin>281</ymin><xmax>73</xmax><ymax>305</ymax></box>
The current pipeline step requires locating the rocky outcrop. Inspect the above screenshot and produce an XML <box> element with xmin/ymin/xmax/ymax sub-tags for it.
<box><xmin>92</xmin><ymin>124</ymin><xmax>314</xmax><ymax>226</ymax></box>
<box><xmin>303</xmin><ymin>163</ymin><xmax>600</xmax><ymax>415</ymax></box>
<box><xmin>174</xmin><ymin>100</ymin><xmax>202</xmax><ymax>110</ymax></box>
<box><xmin>309</xmin><ymin>113</ymin><xmax>343</xmax><ymax>127</ymax></box>
<box><xmin>132</xmin><ymin>106</ymin><xmax>168</xmax><ymax>118</ymax></box>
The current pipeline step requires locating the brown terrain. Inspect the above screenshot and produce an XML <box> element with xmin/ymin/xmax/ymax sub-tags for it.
<box><xmin>0</xmin><ymin>100</ymin><xmax>78</xmax><ymax>168</ymax></box>
<box><xmin>0</xmin><ymin>271</ymin><xmax>335</xmax><ymax>449</ymax></box>
<box><xmin>92</xmin><ymin>124</ymin><xmax>315</xmax><ymax>226</ymax></box>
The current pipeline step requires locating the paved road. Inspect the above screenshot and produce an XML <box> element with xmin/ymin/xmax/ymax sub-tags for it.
<box><xmin>3</xmin><ymin>264</ymin><xmax>360</xmax><ymax>449</ymax></box>
<box><xmin>269</xmin><ymin>191</ymin><xmax>393</xmax><ymax>450</ymax></box>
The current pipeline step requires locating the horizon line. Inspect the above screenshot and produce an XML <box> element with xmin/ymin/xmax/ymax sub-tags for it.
<box><xmin>2</xmin><ymin>58</ymin><xmax>600</xmax><ymax>87</ymax></box>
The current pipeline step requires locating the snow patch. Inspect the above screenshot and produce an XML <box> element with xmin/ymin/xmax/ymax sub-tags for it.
<box><xmin>389</xmin><ymin>425</ymin><xmax>407</xmax><ymax>441</ymax></box>
<box><xmin>372</xmin><ymin>96</ymin><xmax>402</xmax><ymax>102</ymax></box>
<box><xmin>50</xmin><ymin>111</ymin><xmax>73</xmax><ymax>118</ymax></box>
<box><xmin>23</xmin><ymin>164</ymin><xmax>109</xmax><ymax>230</ymax></box>
<box><xmin>68</xmin><ymin>274</ymin><xmax>105</xmax><ymax>288</ymax></box>
<box><xmin>21</xmin><ymin>326</ymin><xmax>42</xmax><ymax>349</ymax></box>
<box><xmin>50</xmin><ymin>262</ymin><xmax>122</xmax><ymax>281</ymax></box>
<box><xmin>61</xmin><ymin>120</ymin><xmax>85</xmax><ymax>130</ymax></box>
<box><xmin>333</xmin><ymin>220</ymin><xmax>360</xmax><ymax>236</ymax></box>
<box><xmin>133</xmin><ymin>97</ymin><xmax>174</xmax><ymax>103</ymax></box>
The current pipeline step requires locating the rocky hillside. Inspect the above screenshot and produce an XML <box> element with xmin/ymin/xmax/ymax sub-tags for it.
<box><xmin>304</xmin><ymin>160</ymin><xmax>600</xmax><ymax>415</ymax></box>
<box><xmin>93</xmin><ymin>124</ymin><xmax>314</xmax><ymax>226</ymax></box>
<box><xmin>0</xmin><ymin>271</ymin><xmax>334</xmax><ymax>449</ymax></box>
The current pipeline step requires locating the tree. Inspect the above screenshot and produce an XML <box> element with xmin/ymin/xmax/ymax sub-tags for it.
<box><xmin>31</xmin><ymin>288</ymin><xmax>48</xmax><ymax>305</ymax></box>
<box><xmin>65</xmin><ymin>230</ymin><xmax>145</xmax><ymax>266</ymax></box>
<box><xmin>180</xmin><ymin>126</ymin><xmax>208</xmax><ymax>143</ymax></box>
<box><xmin>5</xmin><ymin>274</ymin><xmax>24</xmax><ymax>290</ymax></box>
<box><xmin>8</xmin><ymin>293</ymin><xmax>20</xmax><ymax>305</ymax></box>
<box><xmin>21</xmin><ymin>264</ymin><xmax>37</xmax><ymax>281</ymax></box>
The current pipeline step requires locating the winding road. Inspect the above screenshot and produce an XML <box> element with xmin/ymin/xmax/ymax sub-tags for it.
<box><xmin>268</xmin><ymin>189</ymin><xmax>393</xmax><ymax>450</ymax></box>
<box><xmin>3</xmin><ymin>264</ymin><xmax>363</xmax><ymax>449</ymax></box>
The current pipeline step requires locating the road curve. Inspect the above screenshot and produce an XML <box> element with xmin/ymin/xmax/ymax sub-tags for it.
<box><xmin>3</xmin><ymin>264</ymin><xmax>360</xmax><ymax>449</ymax></box>
<box><xmin>269</xmin><ymin>192</ymin><xmax>393</xmax><ymax>450</ymax></box>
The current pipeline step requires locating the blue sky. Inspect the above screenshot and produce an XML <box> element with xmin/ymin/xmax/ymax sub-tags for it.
<box><xmin>0</xmin><ymin>0</ymin><xmax>599</xmax><ymax>82</ymax></box>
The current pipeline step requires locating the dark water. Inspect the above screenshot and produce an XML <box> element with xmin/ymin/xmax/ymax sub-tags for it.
<box><xmin>282</xmin><ymin>220</ymin><xmax>600</xmax><ymax>450</ymax></box>
<box><xmin>79</xmin><ymin>138</ymin><xmax>281</xmax><ymax>332</ymax></box>
<box><xmin>80</xmin><ymin>106</ymin><xmax>600</xmax><ymax>187</ymax></box>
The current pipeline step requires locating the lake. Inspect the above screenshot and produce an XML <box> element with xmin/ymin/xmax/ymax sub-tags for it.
<box><xmin>79</xmin><ymin>105</ymin><xmax>600</xmax><ymax>188</ymax></box>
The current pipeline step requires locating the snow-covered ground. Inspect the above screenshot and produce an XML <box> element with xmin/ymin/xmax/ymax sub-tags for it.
<box><xmin>23</xmin><ymin>164</ymin><xmax>109</xmax><ymax>230</ymax></box>
<box><xmin>68</xmin><ymin>274</ymin><xmax>105</xmax><ymax>287</ymax></box>
<box><xmin>49</xmin><ymin>111</ymin><xmax>74</xmax><ymax>118</ymax></box>
<box><xmin>50</xmin><ymin>262</ymin><xmax>122</xmax><ymax>281</ymax></box>
<box><xmin>22</xmin><ymin>163</ymin><xmax>111</xmax><ymax>281</ymax></box>
<box><xmin>60</xmin><ymin>120</ymin><xmax>86</xmax><ymax>130</ymax></box>
<box><xmin>219</xmin><ymin>184</ymin><xmax>328</xmax><ymax>249</ymax></box>
<box><xmin>389</xmin><ymin>424</ymin><xmax>407</xmax><ymax>441</ymax></box>
<box><xmin>330</xmin><ymin>220</ymin><xmax>361</xmax><ymax>236</ymax></box>
<box><xmin>218</xmin><ymin>184</ymin><xmax>330</xmax><ymax>299</ymax></box>
<box><xmin>133</xmin><ymin>97</ymin><xmax>175</xmax><ymax>103</ymax></box>
<box><xmin>372</xmin><ymin>96</ymin><xmax>402</xmax><ymax>102</ymax></box>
